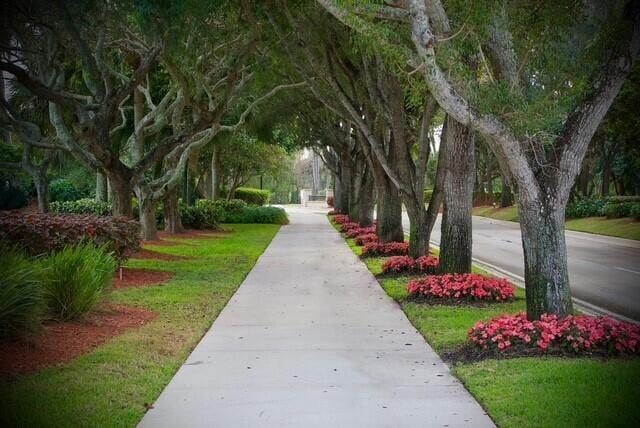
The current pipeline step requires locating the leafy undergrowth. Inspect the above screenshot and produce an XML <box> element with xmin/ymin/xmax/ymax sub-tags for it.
<box><xmin>348</xmin><ymin>233</ymin><xmax>640</xmax><ymax>428</ymax></box>
<box><xmin>0</xmin><ymin>224</ymin><xmax>279</xmax><ymax>427</ymax></box>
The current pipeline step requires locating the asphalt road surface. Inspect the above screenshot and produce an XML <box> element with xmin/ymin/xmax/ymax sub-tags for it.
<box><xmin>402</xmin><ymin>213</ymin><xmax>640</xmax><ymax>322</ymax></box>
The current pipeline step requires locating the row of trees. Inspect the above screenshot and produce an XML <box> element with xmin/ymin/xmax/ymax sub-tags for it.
<box><xmin>1</xmin><ymin>0</ymin><xmax>638</xmax><ymax>321</ymax></box>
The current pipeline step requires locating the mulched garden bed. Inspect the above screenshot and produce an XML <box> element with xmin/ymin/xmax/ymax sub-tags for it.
<box><xmin>112</xmin><ymin>267</ymin><xmax>175</xmax><ymax>289</ymax></box>
<box><xmin>130</xmin><ymin>248</ymin><xmax>192</xmax><ymax>261</ymax></box>
<box><xmin>0</xmin><ymin>304</ymin><xmax>157</xmax><ymax>377</ymax></box>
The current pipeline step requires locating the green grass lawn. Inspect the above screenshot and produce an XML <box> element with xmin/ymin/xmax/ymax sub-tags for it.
<box><xmin>346</xmin><ymin>233</ymin><xmax>640</xmax><ymax>428</ymax></box>
<box><xmin>473</xmin><ymin>205</ymin><xmax>640</xmax><ymax>240</ymax></box>
<box><xmin>0</xmin><ymin>224</ymin><xmax>279</xmax><ymax>427</ymax></box>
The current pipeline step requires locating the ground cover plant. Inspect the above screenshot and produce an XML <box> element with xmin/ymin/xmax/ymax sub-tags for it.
<box><xmin>381</xmin><ymin>255</ymin><xmax>439</xmax><ymax>275</ymax></box>
<box><xmin>407</xmin><ymin>273</ymin><xmax>515</xmax><ymax>303</ymax></box>
<box><xmin>361</xmin><ymin>241</ymin><xmax>409</xmax><ymax>257</ymax></box>
<box><xmin>0</xmin><ymin>223</ymin><xmax>279</xmax><ymax>427</ymax></box>
<box><xmin>337</xmin><ymin>223</ymin><xmax>640</xmax><ymax>427</ymax></box>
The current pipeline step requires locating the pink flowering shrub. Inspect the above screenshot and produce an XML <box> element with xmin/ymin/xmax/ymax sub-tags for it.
<box><xmin>332</xmin><ymin>214</ymin><xmax>350</xmax><ymax>225</ymax></box>
<box><xmin>362</xmin><ymin>241</ymin><xmax>409</xmax><ymax>257</ymax></box>
<box><xmin>381</xmin><ymin>255</ymin><xmax>440</xmax><ymax>274</ymax></box>
<box><xmin>468</xmin><ymin>312</ymin><xmax>640</xmax><ymax>355</ymax></box>
<box><xmin>354</xmin><ymin>233</ymin><xmax>378</xmax><ymax>246</ymax></box>
<box><xmin>340</xmin><ymin>222</ymin><xmax>361</xmax><ymax>233</ymax></box>
<box><xmin>407</xmin><ymin>273</ymin><xmax>515</xmax><ymax>301</ymax></box>
<box><xmin>345</xmin><ymin>225</ymin><xmax>376</xmax><ymax>238</ymax></box>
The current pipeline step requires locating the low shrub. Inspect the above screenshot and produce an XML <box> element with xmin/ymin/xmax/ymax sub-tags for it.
<box><xmin>188</xmin><ymin>199</ymin><xmax>287</xmax><ymax>225</ymax></box>
<box><xmin>631</xmin><ymin>203</ymin><xmax>640</xmax><ymax>221</ymax></box>
<box><xmin>407</xmin><ymin>273</ymin><xmax>515</xmax><ymax>302</ymax></box>
<box><xmin>362</xmin><ymin>241</ymin><xmax>409</xmax><ymax>257</ymax></box>
<box><xmin>0</xmin><ymin>244</ymin><xmax>43</xmax><ymax>338</ymax></box>
<box><xmin>603</xmin><ymin>202</ymin><xmax>638</xmax><ymax>219</ymax></box>
<box><xmin>331</xmin><ymin>214</ymin><xmax>350</xmax><ymax>224</ymax></box>
<box><xmin>234</xmin><ymin>187</ymin><xmax>271</xmax><ymax>206</ymax></box>
<box><xmin>50</xmin><ymin>198</ymin><xmax>111</xmax><ymax>216</ymax></box>
<box><xmin>0</xmin><ymin>212</ymin><xmax>140</xmax><ymax>262</ymax></box>
<box><xmin>240</xmin><ymin>206</ymin><xmax>289</xmax><ymax>224</ymax></box>
<box><xmin>327</xmin><ymin>196</ymin><xmax>335</xmax><ymax>207</ymax></box>
<box><xmin>40</xmin><ymin>243</ymin><xmax>117</xmax><ymax>321</ymax></box>
<box><xmin>607</xmin><ymin>196</ymin><xmax>640</xmax><ymax>204</ymax></box>
<box><xmin>0</xmin><ymin>179</ymin><xmax>30</xmax><ymax>211</ymax></box>
<box><xmin>565</xmin><ymin>198</ymin><xmax>607</xmax><ymax>218</ymax></box>
<box><xmin>468</xmin><ymin>312</ymin><xmax>640</xmax><ymax>355</ymax></box>
<box><xmin>184</xmin><ymin>200</ymin><xmax>220</xmax><ymax>229</ymax></box>
<box><xmin>345</xmin><ymin>225</ymin><xmax>376</xmax><ymax>238</ymax></box>
<box><xmin>381</xmin><ymin>255</ymin><xmax>439</xmax><ymax>274</ymax></box>
<box><xmin>340</xmin><ymin>222</ymin><xmax>361</xmax><ymax>233</ymax></box>
<box><xmin>354</xmin><ymin>233</ymin><xmax>378</xmax><ymax>246</ymax></box>
<box><xmin>49</xmin><ymin>179</ymin><xmax>84</xmax><ymax>202</ymax></box>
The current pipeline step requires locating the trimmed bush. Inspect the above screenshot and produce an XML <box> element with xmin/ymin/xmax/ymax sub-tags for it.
<box><xmin>240</xmin><ymin>206</ymin><xmax>289</xmax><ymax>224</ymax></box>
<box><xmin>631</xmin><ymin>203</ymin><xmax>640</xmax><ymax>221</ymax></box>
<box><xmin>381</xmin><ymin>255</ymin><xmax>439</xmax><ymax>274</ymax></box>
<box><xmin>607</xmin><ymin>196</ymin><xmax>640</xmax><ymax>204</ymax></box>
<box><xmin>183</xmin><ymin>200</ymin><xmax>220</xmax><ymax>230</ymax></box>
<box><xmin>40</xmin><ymin>243</ymin><xmax>117</xmax><ymax>321</ymax></box>
<box><xmin>340</xmin><ymin>222</ymin><xmax>360</xmax><ymax>233</ymax></box>
<box><xmin>0</xmin><ymin>212</ymin><xmax>140</xmax><ymax>262</ymax></box>
<box><xmin>362</xmin><ymin>241</ymin><xmax>409</xmax><ymax>257</ymax></box>
<box><xmin>603</xmin><ymin>202</ymin><xmax>637</xmax><ymax>219</ymax></box>
<box><xmin>0</xmin><ymin>244</ymin><xmax>43</xmax><ymax>338</ymax></box>
<box><xmin>345</xmin><ymin>225</ymin><xmax>376</xmax><ymax>238</ymax></box>
<box><xmin>565</xmin><ymin>198</ymin><xmax>607</xmax><ymax>218</ymax></box>
<box><xmin>233</xmin><ymin>187</ymin><xmax>271</xmax><ymax>206</ymax></box>
<box><xmin>0</xmin><ymin>179</ymin><xmax>30</xmax><ymax>211</ymax></box>
<box><xmin>468</xmin><ymin>312</ymin><xmax>640</xmax><ymax>355</ymax></box>
<box><xmin>49</xmin><ymin>179</ymin><xmax>83</xmax><ymax>202</ymax></box>
<box><xmin>50</xmin><ymin>198</ymin><xmax>111</xmax><ymax>216</ymax></box>
<box><xmin>186</xmin><ymin>199</ymin><xmax>288</xmax><ymax>226</ymax></box>
<box><xmin>407</xmin><ymin>273</ymin><xmax>515</xmax><ymax>302</ymax></box>
<box><xmin>330</xmin><ymin>214</ymin><xmax>350</xmax><ymax>225</ymax></box>
<box><xmin>354</xmin><ymin>233</ymin><xmax>378</xmax><ymax>246</ymax></box>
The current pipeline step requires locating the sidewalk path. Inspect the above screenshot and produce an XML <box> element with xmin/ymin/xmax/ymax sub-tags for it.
<box><xmin>139</xmin><ymin>207</ymin><xmax>493</xmax><ymax>427</ymax></box>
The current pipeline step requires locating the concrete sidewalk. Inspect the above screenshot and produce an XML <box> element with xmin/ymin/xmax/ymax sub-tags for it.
<box><xmin>139</xmin><ymin>208</ymin><xmax>493</xmax><ymax>427</ymax></box>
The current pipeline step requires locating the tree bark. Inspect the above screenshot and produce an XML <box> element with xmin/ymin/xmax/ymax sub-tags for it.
<box><xmin>355</xmin><ymin>167</ymin><xmax>375</xmax><ymax>227</ymax></box>
<box><xmin>375</xmin><ymin>174</ymin><xmax>404</xmax><ymax>242</ymax></box>
<box><xmin>211</xmin><ymin>144</ymin><xmax>222</xmax><ymax>200</ymax></box>
<box><xmin>439</xmin><ymin>118</ymin><xmax>475</xmax><ymax>274</ymax></box>
<box><xmin>34</xmin><ymin>175</ymin><xmax>49</xmax><ymax>213</ymax></box>
<box><xmin>501</xmin><ymin>181</ymin><xmax>513</xmax><ymax>207</ymax></box>
<box><xmin>163</xmin><ymin>191</ymin><xmax>184</xmax><ymax>233</ymax></box>
<box><xmin>136</xmin><ymin>189</ymin><xmax>158</xmax><ymax>241</ymax></box>
<box><xmin>519</xmin><ymin>196</ymin><xmax>573</xmax><ymax>319</ymax></box>
<box><xmin>405</xmin><ymin>199</ymin><xmax>431</xmax><ymax>257</ymax></box>
<box><xmin>109</xmin><ymin>174</ymin><xmax>133</xmax><ymax>217</ymax></box>
<box><xmin>96</xmin><ymin>172</ymin><xmax>108</xmax><ymax>203</ymax></box>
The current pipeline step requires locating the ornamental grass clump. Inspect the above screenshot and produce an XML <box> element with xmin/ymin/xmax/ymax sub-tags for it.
<box><xmin>468</xmin><ymin>312</ymin><xmax>640</xmax><ymax>355</ymax></box>
<box><xmin>407</xmin><ymin>273</ymin><xmax>515</xmax><ymax>302</ymax></box>
<box><xmin>381</xmin><ymin>255</ymin><xmax>439</xmax><ymax>274</ymax></box>
<box><xmin>40</xmin><ymin>243</ymin><xmax>117</xmax><ymax>321</ymax></box>
<box><xmin>361</xmin><ymin>241</ymin><xmax>409</xmax><ymax>257</ymax></box>
<box><xmin>0</xmin><ymin>244</ymin><xmax>44</xmax><ymax>338</ymax></box>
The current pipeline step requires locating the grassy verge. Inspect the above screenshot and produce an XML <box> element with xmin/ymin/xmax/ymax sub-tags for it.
<box><xmin>0</xmin><ymin>224</ymin><xmax>279</xmax><ymax>427</ymax></box>
<box><xmin>473</xmin><ymin>205</ymin><xmax>640</xmax><ymax>240</ymax></box>
<box><xmin>340</xmin><ymin>230</ymin><xmax>640</xmax><ymax>427</ymax></box>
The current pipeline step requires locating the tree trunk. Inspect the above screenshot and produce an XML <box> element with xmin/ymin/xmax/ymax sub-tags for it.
<box><xmin>404</xmin><ymin>199</ymin><xmax>430</xmax><ymax>257</ymax></box>
<box><xmin>163</xmin><ymin>191</ymin><xmax>184</xmax><ymax>233</ymax></box>
<box><xmin>501</xmin><ymin>181</ymin><xmax>513</xmax><ymax>207</ymax></box>
<box><xmin>136</xmin><ymin>189</ymin><xmax>158</xmax><ymax>241</ymax></box>
<box><xmin>356</xmin><ymin>171</ymin><xmax>375</xmax><ymax>227</ymax></box>
<box><xmin>439</xmin><ymin>118</ymin><xmax>475</xmax><ymax>274</ymax></box>
<box><xmin>211</xmin><ymin>144</ymin><xmax>221</xmax><ymax>200</ymax></box>
<box><xmin>337</xmin><ymin>159</ymin><xmax>351</xmax><ymax>214</ymax></box>
<box><xmin>375</xmin><ymin>176</ymin><xmax>404</xmax><ymax>242</ymax></box>
<box><xmin>34</xmin><ymin>175</ymin><xmax>49</xmax><ymax>213</ymax></box>
<box><xmin>519</xmin><ymin>196</ymin><xmax>573</xmax><ymax>320</ymax></box>
<box><xmin>109</xmin><ymin>174</ymin><xmax>133</xmax><ymax>217</ymax></box>
<box><xmin>96</xmin><ymin>172</ymin><xmax>108</xmax><ymax>203</ymax></box>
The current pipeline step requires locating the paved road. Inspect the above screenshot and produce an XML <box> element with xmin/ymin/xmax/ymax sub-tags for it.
<box><xmin>140</xmin><ymin>208</ymin><xmax>493</xmax><ymax>427</ymax></box>
<box><xmin>402</xmin><ymin>213</ymin><xmax>640</xmax><ymax>321</ymax></box>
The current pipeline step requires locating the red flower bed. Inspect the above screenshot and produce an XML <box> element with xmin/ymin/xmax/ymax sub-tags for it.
<box><xmin>0</xmin><ymin>212</ymin><xmax>140</xmax><ymax>262</ymax></box>
<box><xmin>468</xmin><ymin>312</ymin><xmax>640</xmax><ymax>355</ymax></box>
<box><xmin>332</xmin><ymin>214</ymin><xmax>350</xmax><ymax>224</ymax></box>
<box><xmin>340</xmin><ymin>222</ymin><xmax>361</xmax><ymax>233</ymax></box>
<box><xmin>345</xmin><ymin>225</ymin><xmax>376</xmax><ymax>238</ymax></box>
<box><xmin>382</xmin><ymin>255</ymin><xmax>440</xmax><ymax>274</ymax></box>
<box><xmin>362</xmin><ymin>241</ymin><xmax>409</xmax><ymax>257</ymax></box>
<box><xmin>355</xmin><ymin>233</ymin><xmax>378</xmax><ymax>246</ymax></box>
<box><xmin>407</xmin><ymin>273</ymin><xmax>515</xmax><ymax>301</ymax></box>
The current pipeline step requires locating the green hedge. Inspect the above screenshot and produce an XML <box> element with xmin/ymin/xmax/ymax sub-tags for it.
<box><xmin>50</xmin><ymin>198</ymin><xmax>111</xmax><ymax>216</ymax></box>
<box><xmin>233</xmin><ymin>187</ymin><xmax>271</xmax><ymax>206</ymax></box>
<box><xmin>189</xmin><ymin>199</ymin><xmax>287</xmax><ymax>225</ymax></box>
<box><xmin>603</xmin><ymin>202</ymin><xmax>640</xmax><ymax>219</ymax></box>
<box><xmin>566</xmin><ymin>198</ymin><xmax>608</xmax><ymax>219</ymax></box>
<box><xmin>49</xmin><ymin>179</ymin><xmax>84</xmax><ymax>202</ymax></box>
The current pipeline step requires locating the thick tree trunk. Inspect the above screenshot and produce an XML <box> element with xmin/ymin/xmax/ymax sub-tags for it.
<box><xmin>109</xmin><ymin>174</ymin><xmax>133</xmax><ymax>217</ymax></box>
<box><xmin>356</xmin><ymin>172</ymin><xmax>375</xmax><ymax>227</ymax></box>
<box><xmin>501</xmin><ymin>181</ymin><xmax>513</xmax><ymax>207</ymax></box>
<box><xmin>404</xmin><ymin>199</ymin><xmax>430</xmax><ymax>258</ymax></box>
<box><xmin>337</xmin><ymin>160</ymin><xmax>351</xmax><ymax>214</ymax></box>
<box><xmin>211</xmin><ymin>144</ymin><xmax>221</xmax><ymax>200</ymax></box>
<box><xmin>163</xmin><ymin>191</ymin><xmax>184</xmax><ymax>233</ymax></box>
<box><xmin>519</xmin><ymin>196</ymin><xmax>573</xmax><ymax>320</ymax></box>
<box><xmin>375</xmin><ymin>176</ymin><xmax>404</xmax><ymax>242</ymax></box>
<box><xmin>439</xmin><ymin>118</ymin><xmax>475</xmax><ymax>274</ymax></box>
<box><xmin>136</xmin><ymin>189</ymin><xmax>158</xmax><ymax>241</ymax></box>
<box><xmin>96</xmin><ymin>172</ymin><xmax>108</xmax><ymax>203</ymax></box>
<box><xmin>34</xmin><ymin>176</ymin><xmax>49</xmax><ymax>213</ymax></box>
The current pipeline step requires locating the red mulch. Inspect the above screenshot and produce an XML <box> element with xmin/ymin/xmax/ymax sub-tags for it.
<box><xmin>112</xmin><ymin>267</ymin><xmax>175</xmax><ymax>289</ymax></box>
<box><xmin>0</xmin><ymin>304</ymin><xmax>157</xmax><ymax>377</ymax></box>
<box><xmin>130</xmin><ymin>248</ymin><xmax>192</xmax><ymax>261</ymax></box>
